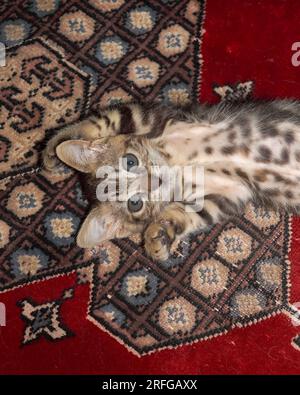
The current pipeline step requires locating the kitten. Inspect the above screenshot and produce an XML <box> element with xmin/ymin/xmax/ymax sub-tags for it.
<box><xmin>43</xmin><ymin>100</ymin><xmax>300</xmax><ymax>261</ymax></box>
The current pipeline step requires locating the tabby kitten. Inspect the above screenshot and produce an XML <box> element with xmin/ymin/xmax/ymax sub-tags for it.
<box><xmin>43</xmin><ymin>100</ymin><xmax>300</xmax><ymax>261</ymax></box>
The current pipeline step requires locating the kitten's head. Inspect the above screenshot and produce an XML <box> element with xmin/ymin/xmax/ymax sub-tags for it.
<box><xmin>56</xmin><ymin>135</ymin><xmax>169</xmax><ymax>247</ymax></box>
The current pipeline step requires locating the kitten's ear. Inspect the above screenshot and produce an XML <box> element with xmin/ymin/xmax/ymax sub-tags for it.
<box><xmin>77</xmin><ymin>207</ymin><xmax>132</xmax><ymax>248</ymax></box>
<box><xmin>56</xmin><ymin>140</ymin><xmax>105</xmax><ymax>173</ymax></box>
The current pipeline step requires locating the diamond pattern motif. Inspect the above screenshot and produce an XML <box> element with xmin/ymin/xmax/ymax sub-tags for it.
<box><xmin>89</xmin><ymin>212</ymin><xmax>290</xmax><ymax>355</ymax></box>
<box><xmin>0</xmin><ymin>0</ymin><xmax>201</xmax><ymax>292</ymax></box>
<box><xmin>0</xmin><ymin>0</ymin><xmax>296</xmax><ymax>357</ymax></box>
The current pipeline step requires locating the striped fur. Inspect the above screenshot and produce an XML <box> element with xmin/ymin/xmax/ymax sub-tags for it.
<box><xmin>44</xmin><ymin>99</ymin><xmax>300</xmax><ymax>261</ymax></box>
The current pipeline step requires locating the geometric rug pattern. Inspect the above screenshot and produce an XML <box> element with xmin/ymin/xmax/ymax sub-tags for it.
<box><xmin>88</xmin><ymin>206</ymin><xmax>296</xmax><ymax>355</ymax></box>
<box><xmin>0</xmin><ymin>0</ymin><xmax>202</xmax><ymax>293</ymax></box>
<box><xmin>1</xmin><ymin>0</ymin><xmax>300</xmax><ymax>357</ymax></box>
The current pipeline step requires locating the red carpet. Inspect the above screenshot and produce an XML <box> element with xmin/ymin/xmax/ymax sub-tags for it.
<box><xmin>1</xmin><ymin>0</ymin><xmax>300</xmax><ymax>374</ymax></box>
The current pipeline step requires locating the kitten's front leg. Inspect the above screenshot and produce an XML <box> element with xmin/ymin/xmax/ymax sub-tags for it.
<box><xmin>144</xmin><ymin>203</ymin><xmax>201</xmax><ymax>261</ymax></box>
<box><xmin>144</xmin><ymin>222</ymin><xmax>177</xmax><ymax>261</ymax></box>
<box><xmin>144</xmin><ymin>164</ymin><xmax>254</xmax><ymax>261</ymax></box>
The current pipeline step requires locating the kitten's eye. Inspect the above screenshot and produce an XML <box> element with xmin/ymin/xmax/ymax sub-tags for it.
<box><xmin>127</xmin><ymin>194</ymin><xmax>143</xmax><ymax>213</ymax></box>
<box><xmin>122</xmin><ymin>153</ymin><xmax>139</xmax><ymax>171</ymax></box>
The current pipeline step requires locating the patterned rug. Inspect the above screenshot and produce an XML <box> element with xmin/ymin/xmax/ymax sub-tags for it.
<box><xmin>0</xmin><ymin>0</ymin><xmax>201</xmax><ymax>293</ymax></box>
<box><xmin>1</xmin><ymin>0</ymin><xmax>300</xmax><ymax>362</ymax></box>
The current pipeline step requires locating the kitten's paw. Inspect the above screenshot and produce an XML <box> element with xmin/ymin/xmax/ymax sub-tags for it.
<box><xmin>42</xmin><ymin>146</ymin><xmax>61</xmax><ymax>171</ymax></box>
<box><xmin>144</xmin><ymin>223</ymin><xmax>173</xmax><ymax>262</ymax></box>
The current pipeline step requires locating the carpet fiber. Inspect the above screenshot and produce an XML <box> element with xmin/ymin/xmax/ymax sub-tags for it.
<box><xmin>1</xmin><ymin>0</ymin><xmax>300</xmax><ymax>373</ymax></box>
